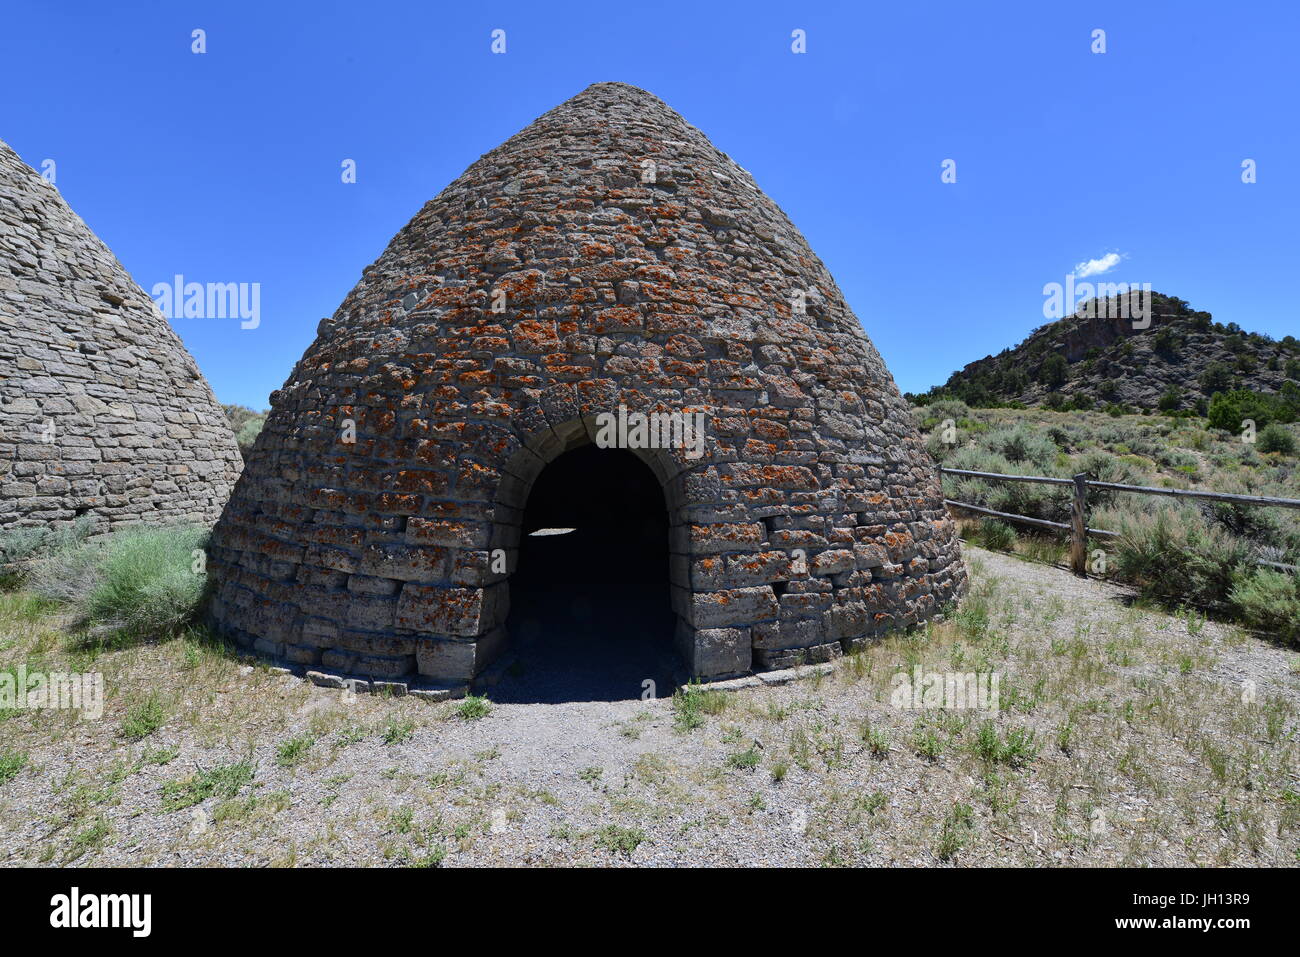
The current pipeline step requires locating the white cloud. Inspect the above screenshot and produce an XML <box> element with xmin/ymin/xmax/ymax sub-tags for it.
<box><xmin>1071</xmin><ymin>252</ymin><xmax>1124</xmax><ymax>279</ymax></box>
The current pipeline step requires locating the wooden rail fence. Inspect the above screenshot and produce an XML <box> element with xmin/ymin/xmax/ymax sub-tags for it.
<box><xmin>939</xmin><ymin>467</ymin><xmax>1300</xmax><ymax>577</ymax></box>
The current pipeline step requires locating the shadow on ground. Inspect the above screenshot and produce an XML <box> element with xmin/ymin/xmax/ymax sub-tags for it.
<box><xmin>488</xmin><ymin>583</ymin><xmax>680</xmax><ymax>704</ymax></box>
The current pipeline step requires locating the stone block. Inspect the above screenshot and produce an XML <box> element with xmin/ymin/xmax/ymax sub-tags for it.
<box><xmin>825</xmin><ymin>601</ymin><xmax>871</xmax><ymax>640</ymax></box>
<box><xmin>357</xmin><ymin>543</ymin><xmax>449</xmax><ymax>582</ymax></box>
<box><xmin>396</xmin><ymin>583</ymin><xmax>507</xmax><ymax>636</ymax></box>
<box><xmin>688</xmin><ymin>585</ymin><xmax>779</xmax><ymax>628</ymax></box>
<box><xmin>675</xmin><ymin>620</ymin><xmax>750</xmax><ymax>678</ymax></box>
<box><xmin>415</xmin><ymin>627</ymin><xmax>508</xmax><ymax>682</ymax></box>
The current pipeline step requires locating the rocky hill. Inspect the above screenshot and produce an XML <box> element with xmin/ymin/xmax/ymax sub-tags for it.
<box><xmin>916</xmin><ymin>292</ymin><xmax>1300</xmax><ymax>413</ymax></box>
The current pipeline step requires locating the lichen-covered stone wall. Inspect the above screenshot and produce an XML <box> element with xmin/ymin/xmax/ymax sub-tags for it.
<box><xmin>208</xmin><ymin>82</ymin><xmax>966</xmax><ymax>684</ymax></box>
<box><xmin>0</xmin><ymin>139</ymin><xmax>242</xmax><ymax>532</ymax></box>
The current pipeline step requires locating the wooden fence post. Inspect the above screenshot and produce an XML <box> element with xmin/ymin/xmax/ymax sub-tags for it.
<box><xmin>1070</xmin><ymin>472</ymin><xmax>1089</xmax><ymax>577</ymax></box>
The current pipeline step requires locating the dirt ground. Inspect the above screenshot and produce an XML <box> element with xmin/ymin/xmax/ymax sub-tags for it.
<box><xmin>1</xmin><ymin>546</ymin><xmax>1297</xmax><ymax>867</ymax></box>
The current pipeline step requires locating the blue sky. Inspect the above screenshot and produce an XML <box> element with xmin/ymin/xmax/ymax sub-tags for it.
<box><xmin>2</xmin><ymin>1</ymin><xmax>1295</xmax><ymax>408</ymax></box>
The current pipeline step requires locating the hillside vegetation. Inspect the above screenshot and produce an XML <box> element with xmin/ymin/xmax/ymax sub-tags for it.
<box><xmin>221</xmin><ymin>404</ymin><xmax>267</xmax><ymax>457</ymax></box>
<box><xmin>915</xmin><ymin>292</ymin><xmax>1300</xmax><ymax>417</ymax></box>
<box><xmin>917</xmin><ymin>401</ymin><xmax>1300</xmax><ymax>641</ymax></box>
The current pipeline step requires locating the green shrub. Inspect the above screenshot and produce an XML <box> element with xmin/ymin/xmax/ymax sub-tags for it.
<box><xmin>1039</xmin><ymin>353</ymin><xmax>1068</xmax><ymax>388</ymax></box>
<box><xmin>0</xmin><ymin>515</ymin><xmax>96</xmax><ymax>578</ymax></box>
<box><xmin>1153</xmin><ymin>327</ymin><xmax>1181</xmax><ymax>356</ymax></box>
<box><xmin>275</xmin><ymin>733</ymin><xmax>316</xmax><ymax>767</ymax></box>
<box><xmin>120</xmin><ymin>696</ymin><xmax>166</xmax><ymax>740</ymax></box>
<box><xmin>972</xmin><ymin>721</ymin><xmax>1038</xmax><ymax>768</ymax></box>
<box><xmin>26</xmin><ymin>539</ymin><xmax>105</xmax><ymax>604</ymax></box>
<box><xmin>595</xmin><ymin>825</ymin><xmax>645</xmax><ymax>857</ymax></box>
<box><xmin>162</xmin><ymin>761</ymin><xmax>254</xmax><ymax>812</ymax></box>
<box><xmin>1200</xmin><ymin>362</ymin><xmax>1235</xmax><ymax>395</ymax></box>
<box><xmin>1155</xmin><ymin>446</ymin><xmax>1198</xmax><ymax>472</ymax></box>
<box><xmin>0</xmin><ymin>528</ymin><xmax>54</xmax><ymax>569</ymax></box>
<box><xmin>454</xmin><ymin>696</ymin><xmax>491</xmax><ymax>721</ymax></box>
<box><xmin>984</xmin><ymin>426</ymin><xmax>1057</xmax><ymax>469</ymax></box>
<box><xmin>1209</xmin><ymin>500</ymin><xmax>1292</xmax><ymax>552</ymax></box>
<box><xmin>234</xmin><ymin>417</ymin><xmax>265</xmax><ymax>456</ymax></box>
<box><xmin>1113</xmin><ymin>507</ymin><xmax>1252</xmax><ymax>608</ymax></box>
<box><xmin>673</xmin><ymin>683</ymin><xmax>728</xmax><ymax>731</ymax></box>
<box><xmin>1257</xmin><ymin>424</ymin><xmax>1297</xmax><ymax>456</ymax></box>
<box><xmin>926</xmin><ymin>399</ymin><xmax>971</xmax><ymax>423</ymax></box>
<box><xmin>925</xmin><ymin>426</ymin><xmax>958</xmax><ymax>462</ymax></box>
<box><xmin>943</xmin><ymin>445</ymin><xmax>1070</xmax><ymax>522</ymax></box>
<box><xmin>725</xmin><ymin>746</ymin><xmax>762</xmax><ymax>770</ymax></box>
<box><xmin>56</xmin><ymin>526</ymin><xmax>212</xmax><ymax>639</ymax></box>
<box><xmin>0</xmin><ymin>750</ymin><xmax>27</xmax><ymax>786</ymax></box>
<box><xmin>935</xmin><ymin>802</ymin><xmax>975</xmax><ymax>861</ymax></box>
<box><xmin>978</xmin><ymin>520</ymin><xmax>1016</xmax><ymax>551</ymax></box>
<box><xmin>1208</xmin><ymin>390</ymin><xmax>1294</xmax><ymax>433</ymax></box>
<box><xmin>986</xmin><ymin>480</ymin><xmax>1067</xmax><ymax>522</ymax></box>
<box><xmin>945</xmin><ymin>445</ymin><xmax>1015</xmax><ymax>477</ymax></box>
<box><xmin>222</xmin><ymin>403</ymin><xmax>266</xmax><ymax>433</ymax></box>
<box><xmin>1230</xmin><ymin>568</ymin><xmax>1300</xmax><ymax>642</ymax></box>
<box><xmin>382</xmin><ymin>717</ymin><xmax>415</xmax><ymax>744</ymax></box>
<box><xmin>1075</xmin><ymin>449</ymin><xmax>1148</xmax><ymax>487</ymax></box>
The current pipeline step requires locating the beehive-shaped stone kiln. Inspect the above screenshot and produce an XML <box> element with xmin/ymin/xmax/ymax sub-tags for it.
<box><xmin>0</xmin><ymin>139</ymin><xmax>242</xmax><ymax>533</ymax></box>
<box><xmin>207</xmin><ymin>83</ymin><xmax>966</xmax><ymax>685</ymax></box>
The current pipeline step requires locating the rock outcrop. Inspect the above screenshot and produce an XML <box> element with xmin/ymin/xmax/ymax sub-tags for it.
<box><xmin>925</xmin><ymin>291</ymin><xmax>1299</xmax><ymax>411</ymax></box>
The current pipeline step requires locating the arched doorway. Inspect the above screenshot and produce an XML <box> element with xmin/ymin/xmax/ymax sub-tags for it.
<box><xmin>495</xmin><ymin>442</ymin><xmax>678</xmax><ymax>703</ymax></box>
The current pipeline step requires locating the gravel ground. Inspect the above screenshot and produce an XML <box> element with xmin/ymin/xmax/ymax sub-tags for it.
<box><xmin>2</xmin><ymin>546</ymin><xmax>1298</xmax><ymax>867</ymax></box>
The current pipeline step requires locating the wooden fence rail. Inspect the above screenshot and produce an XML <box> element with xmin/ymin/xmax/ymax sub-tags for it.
<box><xmin>939</xmin><ymin>467</ymin><xmax>1075</xmax><ymax>487</ymax></box>
<box><xmin>939</xmin><ymin>467</ymin><xmax>1300</xmax><ymax>576</ymax></box>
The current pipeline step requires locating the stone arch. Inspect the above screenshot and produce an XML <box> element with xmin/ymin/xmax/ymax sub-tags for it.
<box><xmin>484</xmin><ymin>415</ymin><xmax>691</xmax><ymax>679</ymax></box>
